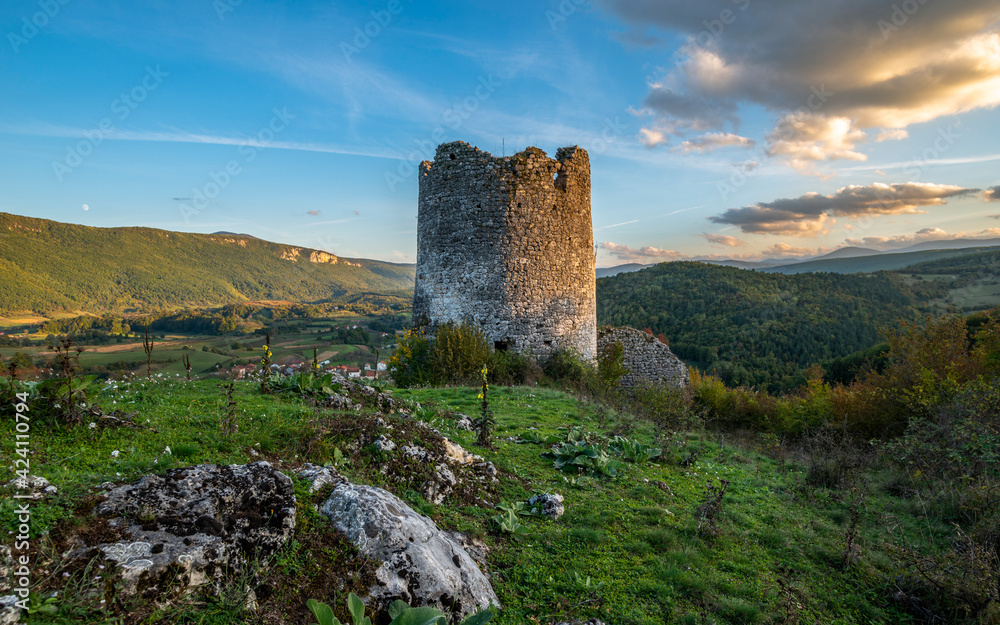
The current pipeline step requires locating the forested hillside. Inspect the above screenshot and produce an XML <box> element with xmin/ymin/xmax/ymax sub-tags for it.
<box><xmin>0</xmin><ymin>213</ymin><xmax>414</xmax><ymax>315</ymax></box>
<box><xmin>596</xmin><ymin>262</ymin><xmax>933</xmax><ymax>391</ymax></box>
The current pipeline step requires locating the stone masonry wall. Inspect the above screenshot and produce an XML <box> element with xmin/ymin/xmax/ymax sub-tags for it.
<box><xmin>414</xmin><ymin>141</ymin><xmax>596</xmax><ymax>361</ymax></box>
<box><xmin>598</xmin><ymin>326</ymin><xmax>689</xmax><ymax>389</ymax></box>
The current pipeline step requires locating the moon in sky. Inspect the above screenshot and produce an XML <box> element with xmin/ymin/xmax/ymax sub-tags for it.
<box><xmin>82</xmin><ymin>204</ymin><xmax>89</xmax><ymax>211</ymax></box>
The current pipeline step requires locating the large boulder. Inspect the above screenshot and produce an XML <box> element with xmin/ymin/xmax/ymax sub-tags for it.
<box><xmin>79</xmin><ymin>462</ymin><xmax>295</xmax><ymax>598</ymax></box>
<box><xmin>319</xmin><ymin>477</ymin><xmax>499</xmax><ymax>622</ymax></box>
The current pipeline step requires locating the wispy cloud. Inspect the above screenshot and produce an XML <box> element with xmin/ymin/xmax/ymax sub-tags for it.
<box><xmin>676</xmin><ymin>132</ymin><xmax>755</xmax><ymax>153</ymax></box>
<box><xmin>842</xmin><ymin>154</ymin><xmax>1000</xmax><ymax>172</ymax></box>
<box><xmin>598</xmin><ymin>219</ymin><xmax>640</xmax><ymax>230</ymax></box>
<box><xmin>0</xmin><ymin>122</ymin><xmax>397</xmax><ymax>160</ymax></box>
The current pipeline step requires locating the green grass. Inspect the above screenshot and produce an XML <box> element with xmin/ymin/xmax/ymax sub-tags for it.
<box><xmin>2</xmin><ymin>380</ymin><xmax>939</xmax><ymax>624</ymax></box>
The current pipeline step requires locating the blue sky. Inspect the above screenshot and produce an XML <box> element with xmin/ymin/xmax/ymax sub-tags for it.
<box><xmin>1</xmin><ymin>0</ymin><xmax>999</xmax><ymax>266</ymax></box>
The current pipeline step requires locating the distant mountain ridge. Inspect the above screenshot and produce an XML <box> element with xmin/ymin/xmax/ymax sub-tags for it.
<box><xmin>596</xmin><ymin>239</ymin><xmax>1000</xmax><ymax>278</ymax></box>
<box><xmin>761</xmin><ymin>245</ymin><xmax>1000</xmax><ymax>275</ymax></box>
<box><xmin>0</xmin><ymin>212</ymin><xmax>415</xmax><ymax>315</ymax></box>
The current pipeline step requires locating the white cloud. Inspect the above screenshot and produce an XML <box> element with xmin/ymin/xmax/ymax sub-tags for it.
<box><xmin>876</xmin><ymin>129</ymin><xmax>909</xmax><ymax>142</ymax></box>
<box><xmin>765</xmin><ymin>114</ymin><xmax>867</xmax><ymax>171</ymax></box>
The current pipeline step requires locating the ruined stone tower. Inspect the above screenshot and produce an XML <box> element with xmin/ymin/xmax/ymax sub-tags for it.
<box><xmin>414</xmin><ymin>141</ymin><xmax>596</xmax><ymax>361</ymax></box>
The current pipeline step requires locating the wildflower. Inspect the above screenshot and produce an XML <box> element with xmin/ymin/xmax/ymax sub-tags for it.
<box><xmin>111</xmin><ymin>450</ymin><xmax>120</xmax><ymax>458</ymax></box>
<box><xmin>164</xmin><ymin>446</ymin><xmax>171</xmax><ymax>455</ymax></box>
<box><xmin>89</xmin><ymin>422</ymin><xmax>97</xmax><ymax>429</ymax></box>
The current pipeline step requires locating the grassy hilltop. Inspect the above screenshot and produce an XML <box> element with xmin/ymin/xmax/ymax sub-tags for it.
<box><xmin>0</xmin><ymin>378</ymin><xmax>956</xmax><ymax>624</ymax></box>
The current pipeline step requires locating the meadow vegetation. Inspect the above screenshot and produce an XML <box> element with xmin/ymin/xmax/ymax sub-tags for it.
<box><xmin>1</xmin><ymin>309</ymin><xmax>998</xmax><ymax>624</ymax></box>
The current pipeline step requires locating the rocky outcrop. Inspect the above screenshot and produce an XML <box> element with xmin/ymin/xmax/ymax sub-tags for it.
<box><xmin>0</xmin><ymin>546</ymin><xmax>20</xmax><ymax>625</ymax></box>
<box><xmin>80</xmin><ymin>462</ymin><xmax>295</xmax><ymax>597</ymax></box>
<box><xmin>0</xmin><ymin>595</ymin><xmax>20</xmax><ymax>625</ymax></box>
<box><xmin>4</xmin><ymin>475</ymin><xmax>57</xmax><ymax>500</ymax></box>
<box><xmin>527</xmin><ymin>493</ymin><xmax>565</xmax><ymax>520</ymax></box>
<box><xmin>319</xmin><ymin>478</ymin><xmax>499</xmax><ymax>621</ymax></box>
<box><xmin>321</xmin><ymin>376</ymin><xmax>407</xmax><ymax>414</ymax></box>
<box><xmin>598</xmin><ymin>326</ymin><xmax>689</xmax><ymax>389</ymax></box>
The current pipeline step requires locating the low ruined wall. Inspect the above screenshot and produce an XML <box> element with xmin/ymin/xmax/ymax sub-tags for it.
<box><xmin>598</xmin><ymin>326</ymin><xmax>689</xmax><ymax>389</ymax></box>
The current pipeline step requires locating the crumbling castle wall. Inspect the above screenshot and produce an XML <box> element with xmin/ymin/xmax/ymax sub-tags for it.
<box><xmin>598</xmin><ymin>326</ymin><xmax>689</xmax><ymax>389</ymax></box>
<box><xmin>414</xmin><ymin>141</ymin><xmax>596</xmax><ymax>361</ymax></box>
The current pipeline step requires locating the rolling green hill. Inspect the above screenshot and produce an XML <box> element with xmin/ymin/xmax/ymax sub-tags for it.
<box><xmin>0</xmin><ymin>212</ymin><xmax>415</xmax><ymax>315</ymax></box>
<box><xmin>596</xmin><ymin>262</ymin><xmax>931</xmax><ymax>391</ymax></box>
<box><xmin>895</xmin><ymin>248</ymin><xmax>1000</xmax><ymax>310</ymax></box>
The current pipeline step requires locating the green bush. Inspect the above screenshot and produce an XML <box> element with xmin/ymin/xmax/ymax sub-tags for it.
<box><xmin>428</xmin><ymin>322</ymin><xmax>491</xmax><ymax>385</ymax></box>
<box><xmin>389</xmin><ymin>322</ymin><xmax>493</xmax><ymax>388</ymax></box>
<box><xmin>542</xmin><ymin>349</ymin><xmax>592</xmax><ymax>386</ymax></box>
<box><xmin>387</xmin><ymin>328</ymin><xmax>434</xmax><ymax>388</ymax></box>
<box><xmin>487</xmin><ymin>349</ymin><xmax>540</xmax><ymax>386</ymax></box>
<box><xmin>627</xmin><ymin>381</ymin><xmax>698</xmax><ymax>430</ymax></box>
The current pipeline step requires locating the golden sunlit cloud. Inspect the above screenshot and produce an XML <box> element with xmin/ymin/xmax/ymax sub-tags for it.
<box><xmin>603</xmin><ymin>0</ymin><xmax>1000</xmax><ymax>168</ymax></box>
<box><xmin>599</xmin><ymin>241</ymin><xmax>684</xmax><ymax>262</ymax></box>
<box><xmin>709</xmin><ymin>182</ymin><xmax>978</xmax><ymax>236</ymax></box>
<box><xmin>701</xmin><ymin>233</ymin><xmax>745</xmax><ymax>247</ymax></box>
<box><xmin>762</xmin><ymin>242</ymin><xmax>816</xmax><ymax>257</ymax></box>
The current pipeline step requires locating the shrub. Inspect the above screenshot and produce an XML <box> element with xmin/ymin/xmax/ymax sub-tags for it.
<box><xmin>627</xmin><ymin>381</ymin><xmax>699</xmax><ymax>430</ymax></box>
<box><xmin>543</xmin><ymin>348</ymin><xmax>592</xmax><ymax>387</ymax></box>
<box><xmin>590</xmin><ymin>340</ymin><xmax>628</xmax><ymax>398</ymax></box>
<box><xmin>428</xmin><ymin>322</ymin><xmax>491</xmax><ymax>385</ymax></box>
<box><xmin>388</xmin><ymin>327</ymin><xmax>434</xmax><ymax>388</ymax></box>
<box><xmin>487</xmin><ymin>349</ymin><xmax>541</xmax><ymax>386</ymax></box>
